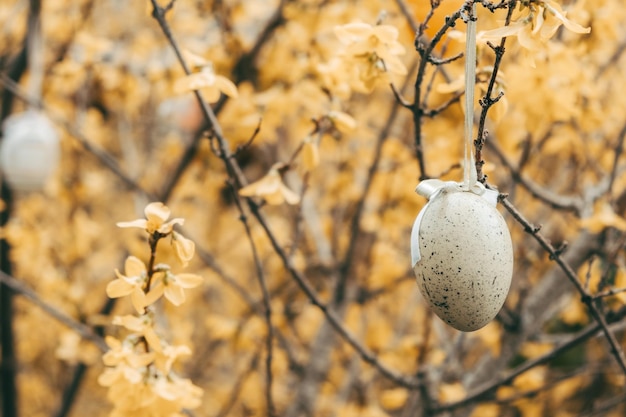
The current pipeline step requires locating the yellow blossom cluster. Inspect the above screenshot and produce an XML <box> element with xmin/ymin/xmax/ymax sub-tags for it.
<box><xmin>478</xmin><ymin>0</ymin><xmax>590</xmax><ymax>66</ymax></box>
<box><xmin>318</xmin><ymin>22</ymin><xmax>408</xmax><ymax>96</ymax></box>
<box><xmin>100</xmin><ymin>202</ymin><xmax>203</xmax><ymax>416</ymax></box>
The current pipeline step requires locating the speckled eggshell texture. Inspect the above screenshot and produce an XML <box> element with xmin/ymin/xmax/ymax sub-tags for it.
<box><xmin>413</xmin><ymin>191</ymin><xmax>513</xmax><ymax>332</ymax></box>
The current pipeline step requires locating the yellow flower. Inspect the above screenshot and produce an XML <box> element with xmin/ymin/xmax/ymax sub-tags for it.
<box><xmin>98</xmin><ymin>336</ymin><xmax>155</xmax><ymax>386</ymax></box>
<box><xmin>154</xmin><ymin>343</ymin><xmax>192</xmax><ymax>374</ymax></box>
<box><xmin>106</xmin><ymin>256</ymin><xmax>150</xmax><ymax>314</ymax></box>
<box><xmin>238</xmin><ymin>163</ymin><xmax>301</xmax><ymax>205</ymax></box>
<box><xmin>150</xmin><ymin>372</ymin><xmax>203</xmax><ymax>409</ymax></box>
<box><xmin>478</xmin><ymin>1</ymin><xmax>590</xmax><ymax>66</ymax></box>
<box><xmin>113</xmin><ymin>315</ymin><xmax>163</xmax><ymax>352</ymax></box>
<box><xmin>117</xmin><ymin>202</ymin><xmax>184</xmax><ymax>235</ymax></box>
<box><xmin>332</xmin><ymin>22</ymin><xmax>407</xmax><ymax>92</ymax></box>
<box><xmin>149</xmin><ymin>267</ymin><xmax>203</xmax><ymax>306</ymax></box>
<box><xmin>171</xmin><ymin>231</ymin><xmax>195</xmax><ymax>267</ymax></box>
<box><xmin>327</xmin><ymin>110</ymin><xmax>357</xmax><ymax>134</ymax></box>
<box><xmin>174</xmin><ymin>65</ymin><xmax>238</xmax><ymax>103</ymax></box>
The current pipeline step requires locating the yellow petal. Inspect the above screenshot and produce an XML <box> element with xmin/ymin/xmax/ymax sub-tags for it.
<box><xmin>381</xmin><ymin>54</ymin><xmax>408</xmax><ymax>75</ymax></box>
<box><xmin>116</xmin><ymin>219</ymin><xmax>148</xmax><ymax>229</ymax></box>
<box><xmin>517</xmin><ymin>24</ymin><xmax>544</xmax><ymax>51</ymax></box>
<box><xmin>172</xmin><ymin>231</ymin><xmax>195</xmax><ymax>266</ymax></box>
<box><xmin>544</xmin><ymin>1</ymin><xmax>590</xmax><ymax>34</ymax></box>
<box><xmin>372</xmin><ymin>25</ymin><xmax>399</xmax><ymax>43</ymax></box>
<box><xmin>97</xmin><ymin>369</ymin><xmax>120</xmax><ymax>386</ymax></box>
<box><xmin>125</xmin><ymin>256</ymin><xmax>146</xmax><ymax>277</ymax></box>
<box><xmin>145</xmin><ymin>283</ymin><xmax>164</xmax><ymax>306</ymax></box>
<box><xmin>175</xmin><ymin>273</ymin><xmax>203</xmax><ymax>289</ymax></box>
<box><xmin>334</xmin><ymin>22</ymin><xmax>373</xmax><ymax>44</ymax></box>
<box><xmin>280</xmin><ymin>184</ymin><xmax>301</xmax><ymax>205</ymax></box>
<box><xmin>128</xmin><ymin>352</ymin><xmax>156</xmax><ymax>368</ymax></box>
<box><xmin>477</xmin><ymin>22</ymin><xmax>525</xmax><ymax>43</ymax></box>
<box><xmin>202</xmin><ymin>85</ymin><xmax>222</xmax><ymax>103</ymax></box>
<box><xmin>174</xmin><ymin>71</ymin><xmax>215</xmax><ymax>93</ymax></box>
<box><xmin>164</xmin><ymin>284</ymin><xmax>186</xmax><ymax>306</ymax></box>
<box><xmin>112</xmin><ymin>315</ymin><xmax>144</xmax><ymax>332</ymax></box>
<box><xmin>328</xmin><ymin>111</ymin><xmax>357</xmax><ymax>133</ymax></box>
<box><xmin>214</xmin><ymin>75</ymin><xmax>239</xmax><ymax>98</ymax></box>
<box><xmin>104</xmin><ymin>336</ymin><xmax>121</xmax><ymax>349</ymax></box>
<box><xmin>181</xmin><ymin>49</ymin><xmax>209</xmax><ymax>68</ymax></box>
<box><xmin>158</xmin><ymin>217</ymin><xmax>184</xmax><ymax>234</ymax></box>
<box><xmin>130</xmin><ymin>288</ymin><xmax>147</xmax><ymax>314</ymax></box>
<box><xmin>302</xmin><ymin>140</ymin><xmax>320</xmax><ymax>170</ymax></box>
<box><xmin>239</xmin><ymin>171</ymin><xmax>282</xmax><ymax>197</ymax></box>
<box><xmin>144</xmin><ymin>202</ymin><xmax>170</xmax><ymax>223</ymax></box>
<box><xmin>106</xmin><ymin>278</ymin><xmax>133</xmax><ymax>298</ymax></box>
<box><xmin>143</xmin><ymin>326</ymin><xmax>162</xmax><ymax>352</ymax></box>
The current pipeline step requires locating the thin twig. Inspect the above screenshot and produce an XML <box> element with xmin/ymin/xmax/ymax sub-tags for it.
<box><xmin>160</xmin><ymin>0</ymin><xmax>286</xmax><ymax>201</ymax></box>
<box><xmin>434</xmin><ymin>307</ymin><xmax>626</xmax><ymax>412</ymax></box>
<box><xmin>487</xmin><ymin>137</ymin><xmax>584</xmax><ymax>213</ymax></box>
<box><xmin>338</xmin><ymin>57</ymin><xmax>418</xmax><ymax>302</ymax></box>
<box><xmin>413</xmin><ymin>6</ymin><xmax>464</xmax><ymax>179</ymax></box>
<box><xmin>214</xmin><ymin>351</ymin><xmax>261</xmax><ymax>417</ymax></box>
<box><xmin>248</xmin><ymin>200</ymin><xmax>421</xmax><ymax>388</ymax></box>
<box><xmin>474</xmin><ymin>1</ymin><xmax>516</xmax><ymax>183</ymax></box>
<box><xmin>499</xmin><ymin>196</ymin><xmax>626</xmax><ymax>375</ymax></box>
<box><xmin>0</xmin><ymin>271</ymin><xmax>108</xmax><ymax>352</ymax></box>
<box><xmin>608</xmin><ymin>121</ymin><xmax>626</xmax><ymax>201</ymax></box>
<box><xmin>230</xmin><ymin>183</ymin><xmax>276</xmax><ymax>417</ymax></box>
<box><xmin>150</xmin><ymin>0</ymin><xmax>422</xmax><ymax>389</ymax></box>
<box><xmin>394</xmin><ymin>0</ymin><xmax>419</xmax><ymax>33</ymax></box>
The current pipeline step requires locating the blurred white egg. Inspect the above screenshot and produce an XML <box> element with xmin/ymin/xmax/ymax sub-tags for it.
<box><xmin>411</xmin><ymin>184</ymin><xmax>513</xmax><ymax>332</ymax></box>
<box><xmin>1</xmin><ymin>110</ymin><xmax>59</xmax><ymax>191</ymax></box>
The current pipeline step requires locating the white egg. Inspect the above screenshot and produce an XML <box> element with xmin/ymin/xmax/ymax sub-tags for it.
<box><xmin>412</xmin><ymin>189</ymin><xmax>513</xmax><ymax>332</ymax></box>
<box><xmin>1</xmin><ymin>110</ymin><xmax>59</xmax><ymax>191</ymax></box>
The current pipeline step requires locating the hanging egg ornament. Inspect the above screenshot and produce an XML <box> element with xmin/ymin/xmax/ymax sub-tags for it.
<box><xmin>1</xmin><ymin>110</ymin><xmax>60</xmax><ymax>191</ymax></box>
<box><xmin>410</xmin><ymin>180</ymin><xmax>513</xmax><ymax>332</ymax></box>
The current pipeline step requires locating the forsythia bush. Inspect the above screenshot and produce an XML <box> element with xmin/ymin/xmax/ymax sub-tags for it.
<box><xmin>1</xmin><ymin>1</ymin><xmax>626</xmax><ymax>417</ymax></box>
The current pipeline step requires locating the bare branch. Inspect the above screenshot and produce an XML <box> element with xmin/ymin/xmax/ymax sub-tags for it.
<box><xmin>434</xmin><ymin>307</ymin><xmax>626</xmax><ymax>412</ymax></box>
<box><xmin>487</xmin><ymin>137</ymin><xmax>584</xmax><ymax>213</ymax></box>
<box><xmin>0</xmin><ymin>271</ymin><xmax>108</xmax><ymax>352</ymax></box>
<box><xmin>150</xmin><ymin>0</ymin><xmax>421</xmax><ymax>389</ymax></box>
<box><xmin>229</xmin><ymin>183</ymin><xmax>276</xmax><ymax>417</ymax></box>
<box><xmin>499</xmin><ymin>196</ymin><xmax>626</xmax><ymax>375</ymax></box>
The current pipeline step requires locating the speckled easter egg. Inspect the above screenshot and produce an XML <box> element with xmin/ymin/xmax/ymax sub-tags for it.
<box><xmin>413</xmin><ymin>191</ymin><xmax>513</xmax><ymax>331</ymax></box>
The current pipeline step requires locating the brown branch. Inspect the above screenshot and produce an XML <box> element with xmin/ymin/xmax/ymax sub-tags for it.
<box><xmin>338</xmin><ymin>57</ymin><xmax>417</xmax><ymax>303</ymax></box>
<box><xmin>608</xmin><ymin>121</ymin><xmax>626</xmax><ymax>201</ymax></box>
<box><xmin>0</xmin><ymin>271</ymin><xmax>108</xmax><ymax>352</ymax></box>
<box><xmin>499</xmin><ymin>196</ymin><xmax>626</xmax><ymax>375</ymax></box>
<box><xmin>474</xmin><ymin>1</ymin><xmax>516</xmax><ymax>183</ymax></box>
<box><xmin>413</xmin><ymin>7</ymin><xmax>464</xmax><ymax>179</ymax></box>
<box><xmin>214</xmin><ymin>351</ymin><xmax>261</xmax><ymax>417</ymax></box>
<box><xmin>394</xmin><ymin>0</ymin><xmax>420</xmax><ymax>34</ymax></box>
<box><xmin>433</xmin><ymin>307</ymin><xmax>626</xmax><ymax>412</ymax></box>
<box><xmin>487</xmin><ymin>137</ymin><xmax>584</xmax><ymax>213</ymax></box>
<box><xmin>230</xmin><ymin>184</ymin><xmax>276</xmax><ymax>417</ymax></box>
<box><xmin>159</xmin><ymin>0</ymin><xmax>287</xmax><ymax>202</ymax></box>
<box><xmin>248</xmin><ymin>200</ymin><xmax>420</xmax><ymax>388</ymax></box>
<box><xmin>150</xmin><ymin>0</ymin><xmax>420</xmax><ymax>390</ymax></box>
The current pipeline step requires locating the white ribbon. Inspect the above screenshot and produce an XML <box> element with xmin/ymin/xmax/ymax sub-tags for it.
<box><xmin>410</xmin><ymin>179</ymin><xmax>499</xmax><ymax>267</ymax></box>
